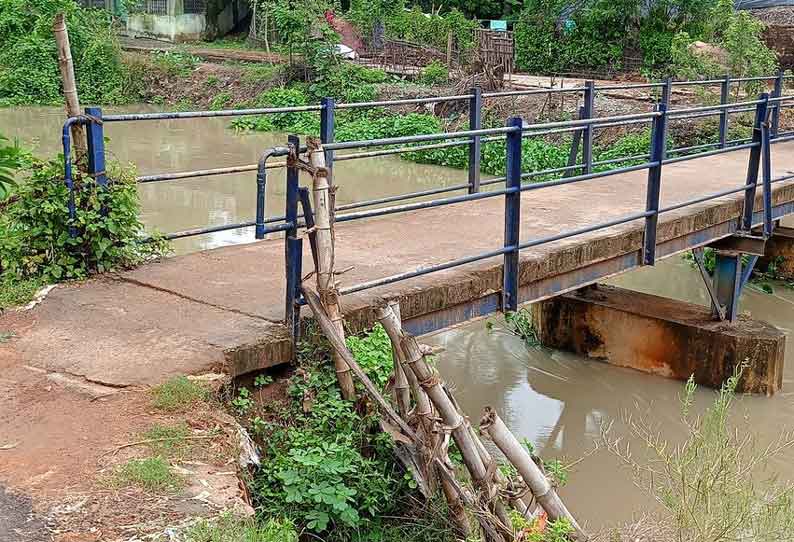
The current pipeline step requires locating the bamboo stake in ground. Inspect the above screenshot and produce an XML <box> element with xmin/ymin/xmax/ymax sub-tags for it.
<box><xmin>52</xmin><ymin>13</ymin><xmax>86</xmax><ymax>162</ymax></box>
<box><xmin>480</xmin><ymin>407</ymin><xmax>588</xmax><ymax>541</ymax></box>
<box><xmin>306</xmin><ymin>138</ymin><xmax>355</xmax><ymax>401</ymax></box>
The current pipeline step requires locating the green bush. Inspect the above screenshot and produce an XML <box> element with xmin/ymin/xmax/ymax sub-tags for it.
<box><xmin>0</xmin><ymin>0</ymin><xmax>129</xmax><ymax>106</ymax></box>
<box><xmin>250</xmin><ymin>326</ymin><xmax>404</xmax><ymax>534</ymax></box>
<box><xmin>0</xmin><ymin>156</ymin><xmax>169</xmax><ymax>283</ymax></box>
<box><xmin>418</xmin><ymin>61</ymin><xmax>449</xmax><ymax>86</ymax></box>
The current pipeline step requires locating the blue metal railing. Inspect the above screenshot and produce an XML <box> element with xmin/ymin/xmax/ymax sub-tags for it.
<box><xmin>265</xmin><ymin>93</ymin><xmax>794</xmax><ymax>337</ymax></box>
<box><xmin>61</xmin><ymin>72</ymin><xmax>794</xmax><ymax>245</ymax></box>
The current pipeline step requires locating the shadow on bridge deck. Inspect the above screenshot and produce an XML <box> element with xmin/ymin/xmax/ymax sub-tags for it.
<box><xmin>3</xmin><ymin>142</ymin><xmax>794</xmax><ymax>387</ymax></box>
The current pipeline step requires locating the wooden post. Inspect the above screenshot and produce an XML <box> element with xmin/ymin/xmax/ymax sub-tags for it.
<box><xmin>306</xmin><ymin>138</ymin><xmax>356</xmax><ymax>401</ymax></box>
<box><xmin>53</xmin><ymin>13</ymin><xmax>86</xmax><ymax>162</ymax></box>
<box><xmin>379</xmin><ymin>303</ymin><xmax>411</xmax><ymax>417</ymax></box>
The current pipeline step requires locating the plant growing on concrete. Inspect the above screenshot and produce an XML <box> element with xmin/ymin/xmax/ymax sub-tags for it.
<box><xmin>111</xmin><ymin>456</ymin><xmax>183</xmax><ymax>493</ymax></box>
<box><xmin>602</xmin><ymin>366</ymin><xmax>794</xmax><ymax>541</ymax></box>
<box><xmin>182</xmin><ymin>513</ymin><xmax>298</xmax><ymax>542</ymax></box>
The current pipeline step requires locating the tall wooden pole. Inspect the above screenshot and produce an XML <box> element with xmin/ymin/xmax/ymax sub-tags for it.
<box><xmin>52</xmin><ymin>13</ymin><xmax>87</xmax><ymax>162</ymax></box>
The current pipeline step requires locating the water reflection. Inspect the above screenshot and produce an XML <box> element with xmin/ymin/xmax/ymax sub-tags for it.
<box><xmin>425</xmin><ymin>257</ymin><xmax>794</xmax><ymax>529</ymax></box>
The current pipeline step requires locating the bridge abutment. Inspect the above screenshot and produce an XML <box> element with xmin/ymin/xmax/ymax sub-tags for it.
<box><xmin>531</xmin><ymin>284</ymin><xmax>785</xmax><ymax>395</ymax></box>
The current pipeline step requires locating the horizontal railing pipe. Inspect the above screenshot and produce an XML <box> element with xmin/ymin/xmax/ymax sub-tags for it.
<box><xmin>336</xmin><ymin>94</ymin><xmax>472</xmax><ymax>109</ymax></box>
<box><xmin>518</xmin><ymin>210</ymin><xmax>653</xmax><ymax>250</ymax></box>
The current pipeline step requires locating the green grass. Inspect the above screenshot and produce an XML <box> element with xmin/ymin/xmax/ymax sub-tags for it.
<box><xmin>0</xmin><ymin>276</ymin><xmax>43</xmax><ymax>310</ymax></box>
<box><xmin>240</xmin><ymin>63</ymin><xmax>284</xmax><ymax>84</ymax></box>
<box><xmin>112</xmin><ymin>457</ymin><xmax>182</xmax><ymax>493</ymax></box>
<box><xmin>183</xmin><ymin>513</ymin><xmax>298</xmax><ymax>542</ymax></box>
<box><xmin>151</xmin><ymin>376</ymin><xmax>210</xmax><ymax>412</ymax></box>
<box><xmin>141</xmin><ymin>422</ymin><xmax>192</xmax><ymax>458</ymax></box>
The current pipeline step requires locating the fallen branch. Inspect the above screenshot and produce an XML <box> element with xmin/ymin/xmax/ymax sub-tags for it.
<box><xmin>101</xmin><ymin>435</ymin><xmax>218</xmax><ymax>458</ymax></box>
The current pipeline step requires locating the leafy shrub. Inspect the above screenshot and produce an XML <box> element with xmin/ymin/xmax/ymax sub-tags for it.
<box><xmin>0</xmin><ymin>135</ymin><xmax>29</xmax><ymax>200</ymax></box>
<box><xmin>151</xmin><ymin>50</ymin><xmax>199</xmax><ymax>78</ymax></box>
<box><xmin>0</xmin><ymin>156</ymin><xmax>168</xmax><ymax>283</ymax></box>
<box><xmin>210</xmin><ymin>91</ymin><xmax>233</xmax><ymax>111</ymax></box>
<box><xmin>0</xmin><ymin>0</ymin><xmax>129</xmax><ymax>106</ymax></box>
<box><xmin>249</xmin><ymin>326</ymin><xmax>403</xmax><ymax>534</ymax></box>
<box><xmin>418</xmin><ymin>61</ymin><xmax>449</xmax><ymax>86</ymax></box>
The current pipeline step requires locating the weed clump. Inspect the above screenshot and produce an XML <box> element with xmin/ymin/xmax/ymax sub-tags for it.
<box><xmin>111</xmin><ymin>457</ymin><xmax>182</xmax><ymax>493</ymax></box>
<box><xmin>151</xmin><ymin>376</ymin><xmax>210</xmax><ymax>412</ymax></box>
<box><xmin>182</xmin><ymin>513</ymin><xmax>298</xmax><ymax>542</ymax></box>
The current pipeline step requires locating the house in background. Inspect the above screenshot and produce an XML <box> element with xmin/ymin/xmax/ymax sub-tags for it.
<box><xmin>79</xmin><ymin>0</ymin><xmax>249</xmax><ymax>42</ymax></box>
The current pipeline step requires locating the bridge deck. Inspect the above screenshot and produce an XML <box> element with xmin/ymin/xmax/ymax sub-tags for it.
<box><xmin>4</xmin><ymin>142</ymin><xmax>794</xmax><ymax>387</ymax></box>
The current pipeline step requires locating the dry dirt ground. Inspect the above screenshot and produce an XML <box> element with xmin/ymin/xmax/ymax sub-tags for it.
<box><xmin>0</xmin><ymin>310</ymin><xmax>252</xmax><ymax>542</ymax></box>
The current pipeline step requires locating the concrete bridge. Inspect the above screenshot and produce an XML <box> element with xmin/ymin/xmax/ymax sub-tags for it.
<box><xmin>4</xmin><ymin>136</ymin><xmax>794</xmax><ymax>393</ymax></box>
<box><xmin>5</xmin><ymin>78</ymin><xmax>794</xmax><ymax>397</ymax></box>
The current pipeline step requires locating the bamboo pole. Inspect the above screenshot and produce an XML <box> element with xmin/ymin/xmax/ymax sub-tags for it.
<box><xmin>52</xmin><ymin>13</ymin><xmax>86</xmax><ymax>162</ymax></box>
<box><xmin>302</xmin><ymin>287</ymin><xmax>415</xmax><ymax>438</ymax></box>
<box><xmin>480</xmin><ymin>407</ymin><xmax>588</xmax><ymax>541</ymax></box>
<box><xmin>377</xmin><ymin>303</ymin><xmax>417</xmax><ymax>420</ymax></box>
<box><xmin>306</xmin><ymin>138</ymin><xmax>355</xmax><ymax>401</ymax></box>
<box><xmin>377</xmin><ymin>302</ymin><xmax>470</xmax><ymax>538</ymax></box>
<box><xmin>399</xmin><ymin>334</ymin><xmax>511</xmax><ymax>541</ymax></box>
<box><xmin>385</xmin><ymin>303</ymin><xmax>411</xmax><ymax>417</ymax></box>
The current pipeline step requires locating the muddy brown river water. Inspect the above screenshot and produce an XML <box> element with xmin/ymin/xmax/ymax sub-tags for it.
<box><xmin>4</xmin><ymin>106</ymin><xmax>794</xmax><ymax>532</ymax></box>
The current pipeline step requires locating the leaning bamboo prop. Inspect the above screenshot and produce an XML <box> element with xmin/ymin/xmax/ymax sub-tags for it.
<box><xmin>306</xmin><ymin>138</ymin><xmax>356</xmax><ymax>400</ymax></box>
<box><xmin>377</xmin><ymin>304</ymin><xmax>513</xmax><ymax>540</ymax></box>
<box><xmin>377</xmin><ymin>303</ymin><xmax>470</xmax><ymax>538</ymax></box>
<box><xmin>52</xmin><ymin>13</ymin><xmax>87</xmax><ymax>162</ymax></box>
<box><xmin>304</xmin><ymin>288</ymin><xmax>496</xmax><ymax>539</ymax></box>
<box><xmin>480</xmin><ymin>407</ymin><xmax>588</xmax><ymax>541</ymax></box>
<box><xmin>386</xmin><ymin>303</ymin><xmax>411</xmax><ymax>418</ymax></box>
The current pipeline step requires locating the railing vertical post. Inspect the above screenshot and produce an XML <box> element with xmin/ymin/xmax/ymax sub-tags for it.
<box><xmin>85</xmin><ymin>107</ymin><xmax>107</xmax><ymax>187</ymax></box>
<box><xmin>742</xmin><ymin>94</ymin><xmax>770</xmax><ymax>231</ymax></box>
<box><xmin>661</xmin><ymin>77</ymin><xmax>672</xmax><ymax>109</ymax></box>
<box><xmin>643</xmin><ymin>103</ymin><xmax>668</xmax><ymax>265</ymax></box>
<box><xmin>564</xmin><ymin>106</ymin><xmax>585</xmax><ymax>178</ymax></box>
<box><xmin>468</xmin><ymin>87</ymin><xmax>483</xmax><ymax>194</ymax></box>
<box><xmin>320</xmin><ymin>97</ymin><xmax>335</xmax><ymax>176</ymax></box>
<box><xmin>502</xmin><ymin>117</ymin><xmax>523</xmax><ymax>313</ymax></box>
<box><xmin>719</xmin><ymin>74</ymin><xmax>730</xmax><ymax>148</ymax></box>
<box><xmin>761</xmin><ymin>116</ymin><xmax>774</xmax><ymax>237</ymax></box>
<box><xmin>582</xmin><ymin>81</ymin><xmax>595</xmax><ymax>174</ymax></box>
<box><xmin>772</xmin><ymin>70</ymin><xmax>784</xmax><ymax>138</ymax></box>
<box><xmin>255</xmin><ymin>159</ymin><xmax>268</xmax><ymax>240</ymax></box>
<box><xmin>285</xmin><ymin>135</ymin><xmax>303</xmax><ymax>346</ymax></box>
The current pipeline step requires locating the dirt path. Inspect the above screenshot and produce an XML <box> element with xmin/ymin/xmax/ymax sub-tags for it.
<box><xmin>0</xmin><ymin>315</ymin><xmax>252</xmax><ymax>541</ymax></box>
<box><xmin>120</xmin><ymin>36</ymin><xmax>286</xmax><ymax>64</ymax></box>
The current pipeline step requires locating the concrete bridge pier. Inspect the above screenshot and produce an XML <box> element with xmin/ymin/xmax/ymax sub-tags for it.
<box><xmin>531</xmin><ymin>283</ymin><xmax>785</xmax><ymax>395</ymax></box>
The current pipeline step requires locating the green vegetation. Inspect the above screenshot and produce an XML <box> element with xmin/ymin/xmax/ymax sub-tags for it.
<box><xmin>111</xmin><ymin>456</ymin><xmax>183</xmax><ymax>492</ymax></box>
<box><xmin>514</xmin><ymin>0</ymin><xmax>778</xmax><ymax>77</ymax></box>
<box><xmin>0</xmin><ymin>135</ymin><xmax>25</xmax><ymax>200</ymax></box>
<box><xmin>141</xmin><ymin>422</ymin><xmax>193</xmax><ymax>459</ymax></box>
<box><xmin>183</xmin><ymin>513</ymin><xmax>299</xmax><ymax>542</ymax></box>
<box><xmin>240</xmin><ymin>324</ymin><xmax>457</xmax><ymax>540</ymax></box>
<box><xmin>604</xmin><ymin>366</ymin><xmax>794</xmax><ymax>541</ymax></box>
<box><xmin>418</xmin><ymin>61</ymin><xmax>449</xmax><ymax>86</ymax></box>
<box><xmin>0</xmin><ymin>0</ymin><xmax>129</xmax><ymax>106</ymax></box>
<box><xmin>0</xmin><ymin>276</ymin><xmax>43</xmax><ymax>310</ymax></box>
<box><xmin>151</xmin><ymin>50</ymin><xmax>200</xmax><ymax>78</ymax></box>
<box><xmin>0</xmin><ymin>331</ymin><xmax>14</xmax><ymax>342</ymax></box>
<box><xmin>151</xmin><ymin>376</ymin><xmax>210</xmax><ymax>412</ymax></box>
<box><xmin>0</xmin><ymin>154</ymin><xmax>169</xmax><ymax>284</ymax></box>
<box><xmin>487</xmin><ymin>308</ymin><xmax>541</xmax><ymax>348</ymax></box>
